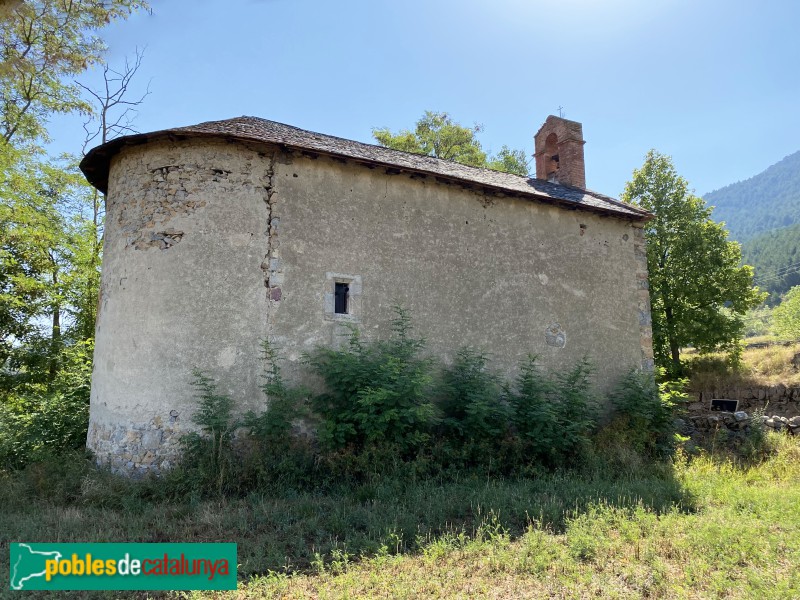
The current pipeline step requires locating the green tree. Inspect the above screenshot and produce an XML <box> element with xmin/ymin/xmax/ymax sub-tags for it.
<box><xmin>372</xmin><ymin>111</ymin><xmax>530</xmax><ymax>176</ymax></box>
<box><xmin>773</xmin><ymin>286</ymin><xmax>800</xmax><ymax>339</ymax></box>
<box><xmin>622</xmin><ymin>150</ymin><xmax>765</xmax><ymax>374</ymax></box>
<box><xmin>1</xmin><ymin>2</ymin><xmax>148</xmax><ymax>371</ymax></box>
<box><xmin>487</xmin><ymin>145</ymin><xmax>529</xmax><ymax>176</ymax></box>
<box><xmin>0</xmin><ymin>150</ymin><xmax>92</xmax><ymax>380</ymax></box>
<box><xmin>0</xmin><ymin>0</ymin><xmax>148</xmax><ymax>146</ymax></box>
<box><xmin>0</xmin><ymin>1</ymin><xmax>147</xmax><ymax>467</ymax></box>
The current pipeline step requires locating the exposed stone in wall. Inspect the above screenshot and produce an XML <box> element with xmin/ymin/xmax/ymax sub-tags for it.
<box><xmin>114</xmin><ymin>164</ymin><xmax>215</xmax><ymax>250</ymax></box>
<box><xmin>632</xmin><ymin>225</ymin><xmax>655</xmax><ymax>371</ymax></box>
<box><xmin>87</xmin><ymin>414</ymin><xmax>183</xmax><ymax>475</ymax></box>
<box><xmin>545</xmin><ymin>322</ymin><xmax>566</xmax><ymax>348</ymax></box>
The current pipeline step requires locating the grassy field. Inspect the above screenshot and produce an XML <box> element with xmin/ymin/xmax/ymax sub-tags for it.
<box><xmin>189</xmin><ymin>435</ymin><xmax>800</xmax><ymax>599</ymax></box>
<box><xmin>2</xmin><ymin>433</ymin><xmax>799</xmax><ymax>599</ymax></box>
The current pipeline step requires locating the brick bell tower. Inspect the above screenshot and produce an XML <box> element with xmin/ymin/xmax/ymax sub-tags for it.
<box><xmin>534</xmin><ymin>115</ymin><xmax>586</xmax><ymax>189</ymax></box>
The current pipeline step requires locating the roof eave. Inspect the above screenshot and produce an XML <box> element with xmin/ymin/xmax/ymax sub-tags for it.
<box><xmin>79</xmin><ymin>129</ymin><xmax>652</xmax><ymax>222</ymax></box>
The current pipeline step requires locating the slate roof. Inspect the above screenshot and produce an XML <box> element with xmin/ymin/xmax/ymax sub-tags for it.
<box><xmin>80</xmin><ymin>116</ymin><xmax>651</xmax><ymax>221</ymax></box>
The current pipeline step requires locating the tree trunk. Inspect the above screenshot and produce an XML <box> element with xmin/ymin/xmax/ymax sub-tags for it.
<box><xmin>49</xmin><ymin>270</ymin><xmax>61</xmax><ymax>382</ymax></box>
<box><xmin>664</xmin><ymin>305</ymin><xmax>681</xmax><ymax>375</ymax></box>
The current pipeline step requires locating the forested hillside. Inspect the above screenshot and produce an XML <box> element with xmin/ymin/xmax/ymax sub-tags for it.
<box><xmin>742</xmin><ymin>222</ymin><xmax>800</xmax><ymax>302</ymax></box>
<box><xmin>704</xmin><ymin>150</ymin><xmax>800</xmax><ymax>242</ymax></box>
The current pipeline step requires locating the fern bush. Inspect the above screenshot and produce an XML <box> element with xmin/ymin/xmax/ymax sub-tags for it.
<box><xmin>246</xmin><ymin>341</ymin><xmax>308</xmax><ymax>447</ymax></box>
<box><xmin>306</xmin><ymin>306</ymin><xmax>436</xmax><ymax>457</ymax></box>
<box><xmin>552</xmin><ymin>358</ymin><xmax>597</xmax><ymax>463</ymax></box>
<box><xmin>506</xmin><ymin>355</ymin><xmax>597</xmax><ymax>468</ymax></box>
<box><xmin>506</xmin><ymin>355</ymin><xmax>558</xmax><ymax>465</ymax></box>
<box><xmin>600</xmin><ymin>368</ymin><xmax>684</xmax><ymax>461</ymax></box>
<box><xmin>243</xmin><ymin>341</ymin><xmax>316</xmax><ymax>489</ymax></box>
<box><xmin>437</xmin><ymin>349</ymin><xmax>507</xmax><ymax>437</ymax></box>
<box><xmin>175</xmin><ymin>370</ymin><xmax>238</xmax><ymax>495</ymax></box>
<box><xmin>172</xmin><ymin>308</ymin><xmax>687</xmax><ymax>492</ymax></box>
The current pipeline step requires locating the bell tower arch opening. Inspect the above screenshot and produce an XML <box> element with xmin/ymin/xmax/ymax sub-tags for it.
<box><xmin>544</xmin><ymin>132</ymin><xmax>560</xmax><ymax>181</ymax></box>
<box><xmin>534</xmin><ymin>116</ymin><xmax>586</xmax><ymax>189</ymax></box>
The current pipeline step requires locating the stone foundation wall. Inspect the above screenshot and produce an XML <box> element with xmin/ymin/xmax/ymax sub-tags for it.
<box><xmin>88</xmin><ymin>415</ymin><xmax>184</xmax><ymax>475</ymax></box>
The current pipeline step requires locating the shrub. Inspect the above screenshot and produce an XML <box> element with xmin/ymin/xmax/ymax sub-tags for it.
<box><xmin>773</xmin><ymin>285</ymin><xmax>800</xmax><ymax>339</ymax></box>
<box><xmin>506</xmin><ymin>355</ymin><xmax>559</xmax><ymax>465</ymax></box>
<box><xmin>175</xmin><ymin>370</ymin><xmax>238</xmax><ymax>495</ymax></box>
<box><xmin>506</xmin><ymin>356</ymin><xmax>597</xmax><ymax>468</ymax></box>
<box><xmin>172</xmin><ymin>310</ymin><xmax>686</xmax><ymax>491</ymax></box>
<box><xmin>436</xmin><ymin>348</ymin><xmax>508</xmax><ymax>453</ymax></box>
<box><xmin>552</xmin><ymin>358</ymin><xmax>597</xmax><ymax>461</ymax></box>
<box><xmin>0</xmin><ymin>390</ymin><xmax>89</xmax><ymax>470</ymax></box>
<box><xmin>243</xmin><ymin>341</ymin><xmax>316</xmax><ymax>489</ymax></box>
<box><xmin>307</xmin><ymin>306</ymin><xmax>437</xmax><ymax>456</ymax></box>
<box><xmin>0</xmin><ymin>340</ymin><xmax>92</xmax><ymax>469</ymax></box>
<box><xmin>246</xmin><ymin>341</ymin><xmax>309</xmax><ymax>447</ymax></box>
<box><xmin>602</xmin><ymin>368</ymin><xmax>685</xmax><ymax>460</ymax></box>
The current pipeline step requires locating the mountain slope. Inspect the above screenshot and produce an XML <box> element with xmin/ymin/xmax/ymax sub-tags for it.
<box><xmin>704</xmin><ymin>150</ymin><xmax>800</xmax><ymax>242</ymax></box>
<box><xmin>742</xmin><ymin>222</ymin><xmax>800</xmax><ymax>302</ymax></box>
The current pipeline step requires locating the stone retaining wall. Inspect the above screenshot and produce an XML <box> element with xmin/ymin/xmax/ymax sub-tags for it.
<box><xmin>687</xmin><ymin>385</ymin><xmax>800</xmax><ymax>417</ymax></box>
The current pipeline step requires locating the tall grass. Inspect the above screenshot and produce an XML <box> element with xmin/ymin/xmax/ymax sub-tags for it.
<box><xmin>192</xmin><ymin>433</ymin><xmax>800</xmax><ymax>599</ymax></box>
<box><xmin>2</xmin><ymin>436</ymin><xmax>798</xmax><ymax>598</ymax></box>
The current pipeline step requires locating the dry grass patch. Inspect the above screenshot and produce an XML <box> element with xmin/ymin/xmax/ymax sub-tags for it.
<box><xmin>686</xmin><ymin>342</ymin><xmax>800</xmax><ymax>389</ymax></box>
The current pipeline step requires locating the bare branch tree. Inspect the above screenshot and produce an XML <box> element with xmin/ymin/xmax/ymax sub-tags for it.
<box><xmin>76</xmin><ymin>47</ymin><xmax>151</xmax><ymax>335</ymax></box>
<box><xmin>78</xmin><ymin>46</ymin><xmax>151</xmax><ymax>154</ymax></box>
<box><xmin>77</xmin><ymin>47</ymin><xmax>150</xmax><ymax>231</ymax></box>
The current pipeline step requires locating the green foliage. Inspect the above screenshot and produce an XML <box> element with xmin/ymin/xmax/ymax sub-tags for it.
<box><xmin>486</xmin><ymin>145</ymin><xmax>530</xmax><ymax>177</ymax></box>
<box><xmin>0</xmin><ymin>0</ymin><xmax>148</xmax><ymax>145</ymax></box>
<box><xmin>742</xmin><ymin>304</ymin><xmax>774</xmax><ymax>338</ymax></box>
<box><xmin>0</xmin><ymin>339</ymin><xmax>92</xmax><ymax>469</ymax></box>
<box><xmin>177</xmin><ymin>370</ymin><xmax>238</xmax><ymax>495</ymax></box>
<box><xmin>604</xmin><ymin>369</ymin><xmax>685</xmax><ymax>459</ymax></box>
<box><xmin>0</xmin><ymin>150</ymin><xmax>97</xmax><ymax>371</ymax></box>
<box><xmin>434</xmin><ymin>348</ymin><xmax>509</xmax><ymax>465</ymax></box>
<box><xmin>307</xmin><ymin>306</ymin><xmax>436</xmax><ymax>456</ymax></box>
<box><xmin>705</xmin><ymin>150</ymin><xmax>800</xmax><ymax>242</ymax></box>
<box><xmin>372</xmin><ymin>111</ymin><xmax>530</xmax><ymax>176</ymax></box>
<box><xmin>506</xmin><ymin>355</ymin><xmax>558</xmax><ymax>462</ymax></box>
<box><xmin>246</xmin><ymin>341</ymin><xmax>308</xmax><ymax>446</ymax></box>
<box><xmin>506</xmin><ymin>355</ymin><xmax>596</xmax><ymax>467</ymax></box>
<box><xmin>622</xmin><ymin>150</ymin><xmax>766</xmax><ymax>374</ymax></box>
<box><xmin>173</xmin><ymin>312</ymin><xmax>687</xmax><ymax>490</ymax></box>
<box><xmin>0</xmin><ymin>0</ymin><xmax>146</xmax><ymax>472</ymax></box>
<box><xmin>436</xmin><ymin>348</ymin><xmax>507</xmax><ymax>442</ymax></box>
<box><xmin>242</xmin><ymin>342</ymin><xmax>316</xmax><ymax>489</ymax></box>
<box><xmin>5</xmin><ymin>437</ymin><xmax>800</xmax><ymax>597</ymax></box>
<box><xmin>773</xmin><ymin>285</ymin><xmax>800</xmax><ymax>339</ymax></box>
<box><xmin>553</xmin><ymin>358</ymin><xmax>597</xmax><ymax>457</ymax></box>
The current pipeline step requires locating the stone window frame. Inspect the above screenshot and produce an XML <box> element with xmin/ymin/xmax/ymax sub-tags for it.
<box><xmin>324</xmin><ymin>272</ymin><xmax>362</xmax><ymax>322</ymax></box>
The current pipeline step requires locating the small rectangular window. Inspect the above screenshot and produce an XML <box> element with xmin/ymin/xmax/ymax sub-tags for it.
<box><xmin>334</xmin><ymin>282</ymin><xmax>349</xmax><ymax>314</ymax></box>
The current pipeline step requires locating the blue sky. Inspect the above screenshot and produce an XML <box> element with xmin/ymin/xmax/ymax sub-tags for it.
<box><xmin>50</xmin><ymin>0</ymin><xmax>800</xmax><ymax>199</ymax></box>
